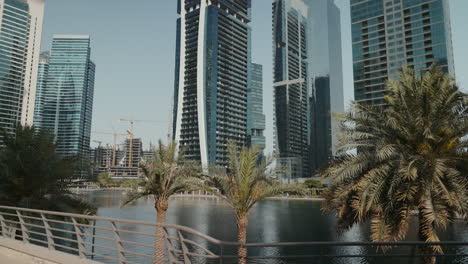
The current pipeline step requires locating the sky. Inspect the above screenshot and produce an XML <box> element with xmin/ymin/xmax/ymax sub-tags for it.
<box><xmin>40</xmin><ymin>0</ymin><xmax>468</xmax><ymax>153</ymax></box>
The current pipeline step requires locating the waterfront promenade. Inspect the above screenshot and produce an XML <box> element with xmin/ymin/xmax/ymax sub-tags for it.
<box><xmin>1</xmin><ymin>203</ymin><xmax>467</xmax><ymax>264</ymax></box>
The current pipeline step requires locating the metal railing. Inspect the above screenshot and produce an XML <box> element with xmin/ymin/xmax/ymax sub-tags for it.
<box><xmin>0</xmin><ymin>205</ymin><xmax>467</xmax><ymax>264</ymax></box>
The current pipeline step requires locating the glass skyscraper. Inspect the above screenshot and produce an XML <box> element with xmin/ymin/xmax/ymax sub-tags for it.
<box><xmin>172</xmin><ymin>0</ymin><xmax>252</xmax><ymax>167</ymax></box>
<box><xmin>351</xmin><ymin>0</ymin><xmax>455</xmax><ymax>105</ymax></box>
<box><xmin>273</xmin><ymin>0</ymin><xmax>310</xmax><ymax>178</ymax></box>
<box><xmin>33</xmin><ymin>51</ymin><xmax>49</xmax><ymax>129</ymax></box>
<box><xmin>0</xmin><ymin>0</ymin><xmax>44</xmax><ymax>136</ymax></box>
<box><xmin>247</xmin><ymin>63</ymin><xmax>265</xmax><ymax>152</ymax></box>
<box><xmin>308</xmin><ymin>0</ymin><xmax>344</xmax><ymax>174</ymax></box>
<box><xmin>34</xmin><ymin>35</ymin><xmax>95</xmax><ymax>158</ymax></box>
<box><xmin>273</xmin><ymin>0</ymin><xmax>344</xmax><ymax>178</ymax></box>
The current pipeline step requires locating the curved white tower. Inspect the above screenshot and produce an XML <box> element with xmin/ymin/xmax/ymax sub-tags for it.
<box><xmin>172</xmin><ymin>0</ymin><xmax>252</xmax><ymax>168</ymax></box>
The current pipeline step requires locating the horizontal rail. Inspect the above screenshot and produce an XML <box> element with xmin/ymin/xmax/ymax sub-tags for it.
<box><xmin>82</xmin><ymin>250</ymin><xmax>121</xmax><ymax>262</ymax></box>
<box><xmin>82</xmin><ymin>241</ymin><xmax>117</xmax><ymax>252</ymax></box>
<box><xmin>0</xmin><ymin>205</ymin><xmax>156</xmax><ymax>227</ymax></box>
<box><xmin>244</xmin><ymin>253</ymin><xmax>468</xmax><ymax>259</ymax></box>
<box><xmin>245</xmin><ymin>241</ymin><xmax>468</xmax><ymax>247</ymax></box>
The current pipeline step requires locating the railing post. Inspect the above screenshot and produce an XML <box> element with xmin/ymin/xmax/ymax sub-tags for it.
<box><xmin>111</xmin><ymin>221</ymin><xmax>126</xmax><ymax>264</ymax></box>
<box><xmin>71</xmin><ymin>217</ymin><xmax>85</xmax><ymax>258</ymax></box>
<box><xmin>178</xmin><ymin>230</ymin><xmax>192</xmax><ymax>264</ymax></box>
<box><xmin>0</xmin><ymin>214</ymin><xmax>7</xmax><ymax>238</ymax></box>
<box><xmin>16</xmin><ymin>210</ymin><xmax>29</xmax><ymax>243</ymax></box>
<box><xmin>219</xmin><ymin>245</ymin><xmax>224</xmax><ymax>264</ymax></box>
<box><xmin>410</xmin><ymin>244</ymin><xmax>417</xmax><ymax>264</ymax></box>
<box><xmin>91</xmin><ymin>220</ymin><xmax>96</xmax><ymax>260</ymax></box>
<box><xmin>163</xmin><ymin>227</ymin><xmax>178</xmax><ymax>263</ymax></box>
<box><xmin>319</xmin><ymin>245</ymin><xmax>325</xmax><ymax>264</ymax></box>
<box><xmin>40</xmin><ymin>213</ymin><xmax>55</xmax><ymax>250</ymax></box>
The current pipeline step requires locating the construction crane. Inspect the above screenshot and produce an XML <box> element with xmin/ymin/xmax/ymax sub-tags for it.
<box><xmin>118</xmin><ymin>119</ymin><xmax>168</xmax><ymax>167</ymax></box>
<box><xmin>92</xmin><ymin>131</ymin><xmax>130</xmax><ymax>167</ymax></box>
<box><xmin>93</xmin><ymin>140</ymin><xmax>102</xmax><ymax>148</ymax></box>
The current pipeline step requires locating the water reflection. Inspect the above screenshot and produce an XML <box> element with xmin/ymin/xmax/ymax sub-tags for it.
<box><xmin>81</xmin><ymin>190</ymin><xmax>467</xmax><ymax>264</ymax></box>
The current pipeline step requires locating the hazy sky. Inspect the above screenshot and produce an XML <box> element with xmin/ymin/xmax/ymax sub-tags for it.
<box><xmin>40</xmin><ymin>0</ymin><xmax>468</xmax><ymax>153</ymax></box>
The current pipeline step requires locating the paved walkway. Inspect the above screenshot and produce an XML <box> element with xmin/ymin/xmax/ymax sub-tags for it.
<box><xmin>0</xmin><ymin>238</ymin><xmax>100</xmax><ymax>264</ymax></box>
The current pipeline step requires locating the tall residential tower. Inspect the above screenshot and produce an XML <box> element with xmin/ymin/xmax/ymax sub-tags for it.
<box><xmin>247</xmin><ymin>63</ymin><xmax>266</xmax><ymax>152</ymax></box>
<box><xmin>273</xmin><ymin>0</ymin><xmax>344</xmax><ymax>178</ymax></box>
<box><xmin>273</xmin><ymin>0</ymin><xmax>310</xmax><ymax>178</ymax></box>
<box><xmin>351</xmin><ymin>0</ymin><xmax>455</xmax><ymax>105</ymax></box>
<box><xmin>308</xmin><ymin>0</ymin><xmax>344</xmax><ymax>174</ymax></box>
<box><xmin>33</xmin><ymin>35</ymin><xmax>95</xmax><ymax>157</ymax></box>
<box><xmin>172</xmin><ymin>0</ymin><xmax>252</xmax><ymax>167</ymax></box>
<box><xmin>0</xmin><ymin>0</ymin><xmax>44</xmax><ymax>135</ymax></box>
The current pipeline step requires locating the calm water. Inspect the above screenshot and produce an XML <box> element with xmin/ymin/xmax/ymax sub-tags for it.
<box><xmin>80</xmin><ymin>190</ymin><xmax>468</xmax><ymax>264</ymax></box>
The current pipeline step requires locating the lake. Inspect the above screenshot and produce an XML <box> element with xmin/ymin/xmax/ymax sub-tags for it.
<box><xmin>80</xmin><ymin>190</ymin><xmax>468</xmax><ymax>264</ymax></box>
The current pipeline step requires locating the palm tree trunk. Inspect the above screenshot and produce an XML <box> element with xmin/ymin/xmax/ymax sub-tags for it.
<box><xmin>418</xmin><ymin>210</ymin><xmax>437</xmax><ymax>264</ymax></box>
<box><xmin>237</xmin><ymin>215</ymin><xmax>248</xmax><ymax>264</ymax></box>
<box><xmin>155</xmin><ymin>199</ymin><xmax>168</xmax><ymax>264</ymax></box>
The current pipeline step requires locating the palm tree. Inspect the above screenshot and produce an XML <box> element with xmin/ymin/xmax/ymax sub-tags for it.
<box><xmin>0</xmin><ymin>124</ymin><xmax>96</xmax><ymax>215</ymax></box>
<box><xmin>321</xmin><ymin>66</ymin><xmax>468</xmax><ymax>264</ymax></box>
<box><xmin>201</xmin><ymin>143</ymin><xmax>304</xmax><ymax>264</ymax></box>
<box><xmin>122</xmin><ymin>140</ymin><xmax>201</xmax><ymax>264</ymax></box>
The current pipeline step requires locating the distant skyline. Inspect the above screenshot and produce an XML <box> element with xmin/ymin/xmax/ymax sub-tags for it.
<box><xmin>40</xmin><ymin>0</ymin><xmax>468</xmax><ymax>153</ymax></box>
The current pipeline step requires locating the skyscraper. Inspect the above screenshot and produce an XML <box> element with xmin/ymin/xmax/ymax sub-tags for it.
<box><xmin>273</xmin><ymin>0</ymin><xmax>310</xmax><ymax>178</ymax></box>
<box><xmin>351</xmin><ymin>0</ymin><xmax>455</xmax><ymax>105</ymax></box>
<box><xmin>34</xmin><ymin>35</ymin><xmax>95</xmax><ymax>158</ymax></box>
<box><xmin>33</xmin><ymin>51</ymin><xmax>49</xmax><ymax>129</ymax></box>
<box><xmin>172</xmin><ymin>0</ymin><xmax>252</xmax><ymax>167</ymax></box>
<box><xmin>0</xmin><ymin>0</ymin><xmax>44</xmax><ymax>136</ymax></box>
<box><xmin>247</xmin><ymin>63</ymin><xmax>266</xmax><ymax>152</ymax></box>
<box><xmin>308</xmin><ymin>0</ymin><xmax>344</xmax><ymax>174</ymax></box>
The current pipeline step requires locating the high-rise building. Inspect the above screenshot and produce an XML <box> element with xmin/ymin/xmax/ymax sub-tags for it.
<box><xmin>172</xmin><ymin>0</ymin><xmax>252</xmax><ymax>167</ymax></box>
<box><xmin>33</xmin><ymin>51</ymin><xmax>49</xmax><ymax>128</ymax></box>
<box><xmin>247</xmin><ymin>63</ymin><xmax>266</xmax><ymax>152</ymax></box>
<box><xmin>0</xmin><ymin>0</ymin><xmax>44</xmax><ymax>136</ymax></box>
<box><xmin>351</xmin><ymin>0</ymin><xmax>455</xmax><ymax>105</ymax></box>
<box><xmin>308</xmin><ymin>0</ymin><xmax>344</xmax><ymax>174</ymax></box>
<box><xmin>34</xmin><ymin>35</ymin><xmax>95</xmax><ymax>158</ymax></box>
<box><xmin>273</xmin><ymin>0</ymin><xmax>310</xmax><ymax>178</ymax></box>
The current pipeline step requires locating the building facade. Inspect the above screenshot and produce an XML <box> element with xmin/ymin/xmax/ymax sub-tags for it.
<box><xmin>33</xmin><ymin>35</ymin><xmax>95</xmax><ymax>158</ymax></box>
<box><xmin>247</xmin><ymin>63</ymin><xmax>265</xmax><ymax>152</ymax></box>
<box><xmin>351</xmin><ymin>0</ymin><xmax>455</xmax><ymax>105</ymax></box>
<box><xmin>308</xmin><ymin>0</ymin><xmax>344</xmax><ymax>174</ymax></box>
<box><xmin>172</xmin><ymin>0</ymin><xmax>252</xmax><ymax>167</ymax></box>
<box><xmin>273</xmin><ymin>0</ymin><xmax>310</xmax><ymax>178</ymax></box>
<box><xmin>0</xmin><ymin>0</ymin><xmax>44</xmax><ymax>136</ymax></box>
